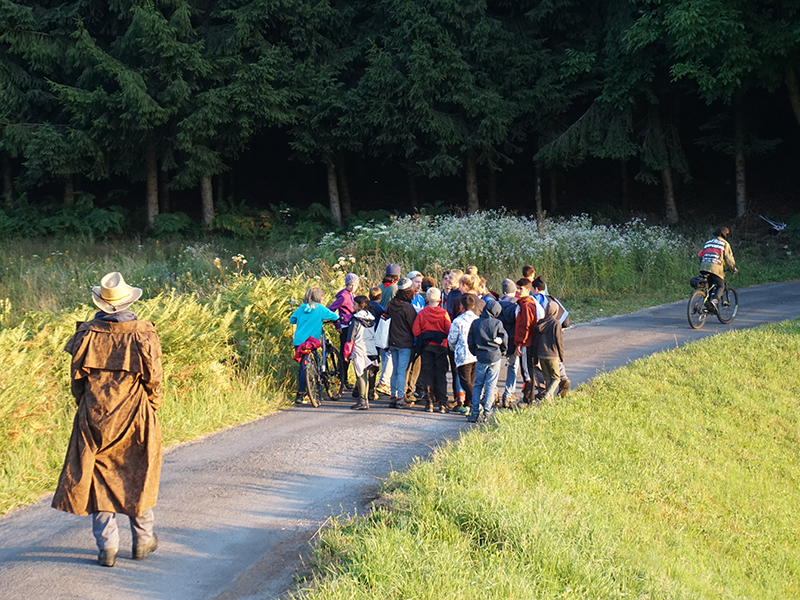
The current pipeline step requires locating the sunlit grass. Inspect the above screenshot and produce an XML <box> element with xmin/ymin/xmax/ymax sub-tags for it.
<box><xmin>294</xmin><ymin>321</ymin><xmax>800</xmax><ymax>599</ymax></box>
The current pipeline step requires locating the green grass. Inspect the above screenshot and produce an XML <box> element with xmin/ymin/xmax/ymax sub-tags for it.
<box><xmin>0</xmin><ymin>275</ymin><xmax>314</xmax><ymax>515</ymax></box>
<box><xmin>294</xmin><ymin>321</ymin><xmax>800</xmax><ymax>599</ymax></box>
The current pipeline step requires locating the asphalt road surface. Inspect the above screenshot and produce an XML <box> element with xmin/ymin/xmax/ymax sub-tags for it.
<box><xmin>1</xmin><ymin>281</ymin><xmax>799</xmax><ymax>600</ymax></box>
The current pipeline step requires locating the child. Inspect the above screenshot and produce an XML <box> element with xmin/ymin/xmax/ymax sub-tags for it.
<box><xmin>447</xmin><ymin>294</ymin><xmax>480</xmax><ymax>415</ymax></box>
<box><xmin>466</xmin><ymin>299</ymin><xmax>508</xmax><ymax>422</ymax></box>
<box><xmin>289</xmin><ymin>286</ymin><xmax>339</xmax><ymax>403</ymax></box>
<box><xmin>348</xmin><ymin>296</ymin><xmax>379</xmax><ymax>410</ymax></box>
<box><xmin>534</xmin><ymin>302</ymin><xmax>565</xmax><ymax>404</ymax></box>
<box><xmin>412</xmin><ymin>287</ymin><xmax>451</xmax><ymax>412</ymax></box>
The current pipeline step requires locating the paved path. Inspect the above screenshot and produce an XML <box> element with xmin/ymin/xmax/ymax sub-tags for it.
<box><xmin>1</xmin><ymin>281</ymin><xmax>799</xmax><ymax>600</ymax></box>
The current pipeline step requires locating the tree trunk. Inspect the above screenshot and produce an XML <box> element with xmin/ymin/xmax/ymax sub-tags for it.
<box><xmin>487</xmin><ymin>168</ymin><xmax>497</xmax><ymax>209</ymax></box>
<box><xmin>734</xmin><ymin>92</ymin><xmax>747</xmax><ymax>218</ymax></box>
<box><xmin>649</xmin><ymin>103</ymin><xmax>679</xmax><ymax>224</ymax></box>
<box><xmin>548</xmin><ymin>170</ymin><xmax>558</xmax><ymax>213</ymax></box>
<box><xmin>327</xmin><ymin>161</ymin><xmax>343</xmax><ymax>227</ymax></box>
<box><xmin>786</xmin><ymin>66</ymin><xmax>800</xmax><ymax>128</ymax></box>
<box><xmin>620</xmin><ymin>160</ymin><xmax>629</xmax><ymax>210</ymax></box>
<box><xmin>465</xmin><ymin>149</ymin><xmax>479</xmax><ymax>213</ymax></box>
<box><xmin>145</xmin><ymin>149</ymin><xmax>158</xmax><ymax>231</ymax></box>
<box><xmin>3</xmin><ymin>156</ymin><xmax>12</xmax><ymax>207</ymax></box>
<box><xmin>158</xmin><ymin>168</ymin><xmax>170</xmax><ymax>214</ymax></box>
<box><xmin>201</xmin><ymin>175</ymin><xmax>214</xmax><ymax>227</ymax></box>
<box><xmin>535</xmin><ymin>162</ymin><xmax>544</xmax><ymax>226</ymax></box>
<box><xmin>336</xmin><ymin>151</ymin><xmax>352</xmax><ymax>216</ymax></box>
<box><xmin>63</xmin><ymin>175</ymin><xmax>75</xmax><ymax>205</ymax></box>
<box><xmin>408</xmin><ymin>171</ymin><xmax>418</xmax><ymax>208</ymax></box>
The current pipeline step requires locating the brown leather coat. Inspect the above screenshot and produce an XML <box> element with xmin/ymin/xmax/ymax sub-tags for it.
<box><xmin>52</xmin><ymin>319</ymin><xmax>163</xmax><ymax>517</ymax></box>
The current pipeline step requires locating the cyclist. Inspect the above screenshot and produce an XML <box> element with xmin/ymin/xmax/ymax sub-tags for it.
<box><xmin>290</xmin><ymin>286</ymin><xmax>339</xmax><ymax>403</ymax></box>
<box><xmin>698</xmin><ymin>226</ymin><xmax>738</xmax><ymax>309</ymax></box>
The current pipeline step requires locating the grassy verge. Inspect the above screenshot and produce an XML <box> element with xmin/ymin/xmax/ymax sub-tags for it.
<box><xmin>294</xmin><ymin>321</ymin><xmax>800</xmax><ymax>599</ymax></box>
<box><xmin>0</xmin><ymin>275</ymin><xmax>314</xmax><ymax>515</ymax></box>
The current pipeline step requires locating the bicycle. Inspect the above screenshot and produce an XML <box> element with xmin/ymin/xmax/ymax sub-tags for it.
<box><xmin>301</xmin><ymin>324</ymin><xmax>344</xmax><ymax>407</ymax></box>
<box><xmin>687</xmin><ymin>274</ymin><xmax>739</xmax><ymax>329</ymax></box>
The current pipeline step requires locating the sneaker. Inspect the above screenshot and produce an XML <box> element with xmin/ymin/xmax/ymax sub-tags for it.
<box><xmin>375</xmin><ymin>384</ymin><xmax>391</xmax><ymax>396</ymax></box>
<box><xmin>295</xmin><ymin>393</ymin><xmax>310</xmax><ymax>405</ymax></box>
<box><xmin>467</xmin><ymin>413</ymin><xmax>479</xmax><ymax>423</ymax></box>
<box><xmin>350</xmin><ymin>399</ymin><xmax>369</xmax><ymax>410</ymax></box>
<box><xmin>456</xmin><ymin>406</ymin><xmax>470</xmax><ymax>415</ymax></box>
<box><xmin>557</xmin><ymin>379</ymin><xmax>570</xmax><ymax>398</ymax></box>
<box><xmin>439</xmin><ymin>404</ymin><xmax>446</xmax><ymax>413</ymax></box>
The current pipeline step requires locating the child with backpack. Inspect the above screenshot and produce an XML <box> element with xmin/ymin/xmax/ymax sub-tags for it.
<box><xmin>447</xmin><ymin>294</ymin><xmax>480</xmax><ymax>415</ymax></box>
<box><xmin>534</xmin><ymin>302</ymin><xmax>565</xmax><ymax>404</ymax></box>
<box><xmin>347</xmin><ymin>296</ymin><xmax>380</xmax><ymax>410</ymax></box>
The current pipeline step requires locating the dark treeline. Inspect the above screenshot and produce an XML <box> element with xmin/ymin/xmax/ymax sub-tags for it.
<box><xmin>1</xmin><ymin>0</ymin><xmax>800</xmax><ymax>234</ymax></box>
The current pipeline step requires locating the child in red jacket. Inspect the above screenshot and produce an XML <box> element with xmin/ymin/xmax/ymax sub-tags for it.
<box><xmin>412</xmin><ymin>287</ymin><xmax>452</xmax><ymax>412</ymax></box>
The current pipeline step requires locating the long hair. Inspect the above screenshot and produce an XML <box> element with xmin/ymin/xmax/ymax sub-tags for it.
<box><xmin>304</xmin><ymin>286</ymin><xmax>323</xmax><ymax>306</ymax></box>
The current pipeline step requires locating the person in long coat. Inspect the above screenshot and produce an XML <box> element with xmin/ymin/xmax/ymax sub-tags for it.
<box><xmin>52</xmin><ymin>272</ymin><xmax>163</xmax><ymax>567</ymax></box>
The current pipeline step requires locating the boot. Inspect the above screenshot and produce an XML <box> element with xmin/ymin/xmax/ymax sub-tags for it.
<box><xmin>351</xmin><ymin>398</ymin><xmax>369</xmax><ymax>410</ymax></box>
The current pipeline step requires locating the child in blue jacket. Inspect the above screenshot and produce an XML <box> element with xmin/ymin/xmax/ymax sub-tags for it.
<box><xmin>290</xmin><ymin>286</ymin><xmax>339</xmax><ymax>403</ymax></box>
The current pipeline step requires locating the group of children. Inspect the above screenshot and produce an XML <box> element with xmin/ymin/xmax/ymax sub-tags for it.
<box><xmin>290</xmin><ymin>263</ymin><xmax>570</xmax><ymax>422</ymax></box>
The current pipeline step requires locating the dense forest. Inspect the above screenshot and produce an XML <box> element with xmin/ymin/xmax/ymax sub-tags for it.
<box><xmin>1</xmin><ymin>0</ymin><xmax>799</xmax><ymax>235</ymax></box>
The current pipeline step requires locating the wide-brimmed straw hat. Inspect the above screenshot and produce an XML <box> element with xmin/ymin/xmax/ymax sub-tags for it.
<box><xmin>92</xmin><ymin>272</ymin><xmax>142</xmax><ymax>314</ymax></box>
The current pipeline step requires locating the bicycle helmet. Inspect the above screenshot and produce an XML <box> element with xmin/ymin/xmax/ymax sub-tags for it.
<box><xmin>714</xmin><ymin>226</ymin><xmax>730</xmax><ymax>239</ymax></box>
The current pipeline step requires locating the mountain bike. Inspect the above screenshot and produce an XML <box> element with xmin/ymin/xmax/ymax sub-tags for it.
<box><xmin>687</xmin><ymin>274</ymin><xmax>739</xmax><ymax>329</ymax></box>
<box><xmin>301</xmin><ymin>324</ymin><xmax>343</xmax><ymax>407</ymax></box>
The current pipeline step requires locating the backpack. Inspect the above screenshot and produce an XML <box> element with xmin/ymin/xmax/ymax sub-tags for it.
<box><xmin>547</xmin><ymin>295</ymin><xmax>570</xmax><ymax>328</ymax></box>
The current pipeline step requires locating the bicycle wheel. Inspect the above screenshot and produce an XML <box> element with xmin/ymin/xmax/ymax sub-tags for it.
<box><xmin>687</xmin><ymin>290</ymin><xmax>708</xmax><ymax>329</ymax></box>
<box><xmin>304</xmin><ymin>353</ymin><xmax>322</xmax><ymax>407</ymax></box>
<box><xmin>324</xmin><ymin>343</ymin><xmax>344</xmax><ymax>400</ymax></box>
<box><xmin>716</xmin><ymin>287</ymin><xmax>739</xmax><ymax>324</ymax></box>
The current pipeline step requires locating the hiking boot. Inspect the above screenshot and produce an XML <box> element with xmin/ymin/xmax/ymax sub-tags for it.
<box><xmin>133</xmin><ymin>534</ymin><xmax>158</xmax><ymax>561</ymax></box>
<box><xmin>350</xmin><ymin>398</ymin><xmax>369</xmax><ymax>410</ymax></box>
<box><xmin>557</xmin><ymin>379</ymin><xmax>570</xmax><ymax>398</ymax></box>
<box><xmin>97</xmin><ymin>548</ymin><xmax>117</xmax><ymax>567</ymax></box>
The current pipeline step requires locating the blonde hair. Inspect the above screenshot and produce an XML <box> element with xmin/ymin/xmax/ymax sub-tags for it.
<box><xmin>459</xmin><ymin>273</ymin><xmax>478</xmax><ymax>293</ymax></box>
<box><xmin>426</xmin><ymin>287</ymin><xmax>441</xmax><ymax>305</ymax></box>
<box><xmin>304</xmin><ymin>286</ymin><xmax>324</xmax><ymax>306</ymax></box>
<box><xmin>465</xmin><ymin>265</ymin><xmax>478</xmax><ymax>276</ymax></box>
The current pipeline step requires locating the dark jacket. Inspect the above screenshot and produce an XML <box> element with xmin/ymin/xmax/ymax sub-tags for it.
<box><xmin>386</xmin><ymin>296</ymin><xmax>416</xmax><ymax>348</ymax></box>
<box><xmin>534</xmin><ymin>302</ymin><xmax>564</xmax><ymax>362</ymax></box>
<box><xmin>467</xmin><ymin>300</ymin><xmax>508</xmax><ymax>364</ymax></box>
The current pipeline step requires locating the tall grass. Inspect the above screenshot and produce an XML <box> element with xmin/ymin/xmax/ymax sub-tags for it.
<box><xmin>293</xmin><ymin>321</ymin><xmax>800</xmax><ymax>599</ymax></box>
<box><xmin>0</xmin><ymin>273</ymin><xmax>326</xmax><ymax>515</ymax></box>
